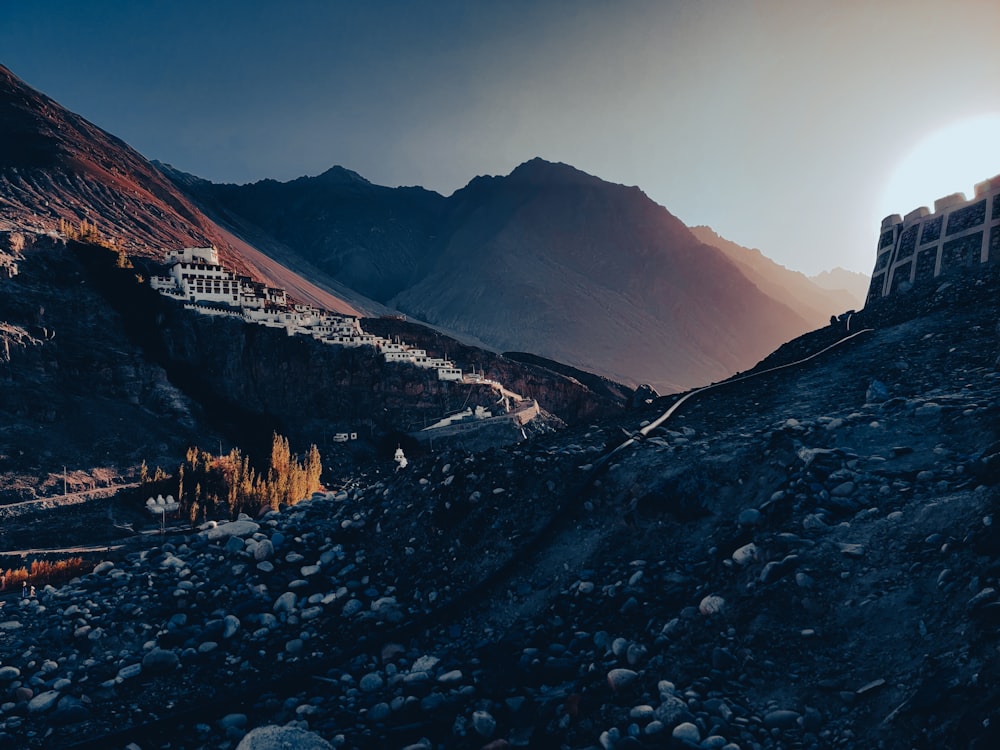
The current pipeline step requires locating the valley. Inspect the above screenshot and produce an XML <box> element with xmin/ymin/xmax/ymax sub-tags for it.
<box><xmin>0</xmin><ymin>261</ymin><xmax>996</xmax><ymax>750</ymax></box>
<box><xmin>0</xmin><ymin>60</ymin><xmax>998</xmax><ymax>750</ymax></box>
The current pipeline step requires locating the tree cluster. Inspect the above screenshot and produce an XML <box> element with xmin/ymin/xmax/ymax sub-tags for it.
<box><xmin>58</xmin><ymin>217</ymin><xmax>117</xmax><ymax>253</ymax></box>
<box><xmin>143</xmin><ymin>433</ymin><xmax>323</xmax><ymax>525</ymax></box>
<box><xmin>0</xmin><ymin>557</ymin><xmax>87</xmax><ymax>591</ymax></box>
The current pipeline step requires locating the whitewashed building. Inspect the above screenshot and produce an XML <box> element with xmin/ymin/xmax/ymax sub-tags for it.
<box><xmin>150</xmin><ymin>246</ymin><xmax>463</xmax><ymax>380</ymax></box>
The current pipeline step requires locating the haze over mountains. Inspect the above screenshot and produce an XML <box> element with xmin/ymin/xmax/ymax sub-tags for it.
<box><xmin>0</xmin><ymin>61</ymin><xmax>863</xmax><ymax>394</ymax></box>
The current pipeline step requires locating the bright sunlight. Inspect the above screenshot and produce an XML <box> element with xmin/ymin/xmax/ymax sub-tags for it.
<box><xmin>880</xmin><ymin>113</ymin><xmax>1000</xmax><ymax>218</ymax></box>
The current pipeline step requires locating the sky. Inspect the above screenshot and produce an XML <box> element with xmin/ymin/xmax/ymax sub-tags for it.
<box><xmin>2</xmin><ymin>0</ymin><xmax>1000</xmax><ymax>276</ymax></box>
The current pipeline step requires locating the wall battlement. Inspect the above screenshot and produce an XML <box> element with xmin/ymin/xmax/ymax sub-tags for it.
<box><xmin>866</xmin><ymin>174</ymin><xmax>1000</xmax><ymax>305</ymax></box>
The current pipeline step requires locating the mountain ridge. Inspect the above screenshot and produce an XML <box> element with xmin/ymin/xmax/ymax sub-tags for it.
<box><xmin>168</xmin><ymin>156</ymin><xmax>855</xmax><ymax>392</ymax></box>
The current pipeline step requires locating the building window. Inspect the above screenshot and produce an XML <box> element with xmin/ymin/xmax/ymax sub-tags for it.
<box><xmin>946</xmin><ymin>200</ymin><xmax>986</xmax><ymax>236</ymax></box>
<box><xmin>943</xmin><ymin>231</ymin><xmax>983</xmax><ymax>266</ymax></box>
<box><xmin>920</xmin><ymin>216</ymin><xmax>942</xmax><ymax>245</ymax></box>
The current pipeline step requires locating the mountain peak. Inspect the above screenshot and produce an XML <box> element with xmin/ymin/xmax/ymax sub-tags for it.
<box><xmin>507</xmin><ymin>157</ymin><xmax>600</xmax><ymax>186</ymax></box>
<box><xmin>314</xmin><ymin>165</ymin><xmax>372</xmax><ymax>187</ymax></box>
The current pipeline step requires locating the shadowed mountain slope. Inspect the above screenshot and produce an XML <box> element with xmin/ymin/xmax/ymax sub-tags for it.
<box><xmin>394</xmin><ymin>159</ymin><xmax>813</xmax><ymax>391</ymax></box>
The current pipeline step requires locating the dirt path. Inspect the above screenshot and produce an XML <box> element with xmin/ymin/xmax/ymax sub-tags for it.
<box><xmin>0</xmin><ymin>482</ymin><xmax>140</xmax><ymax>519</ymax></box>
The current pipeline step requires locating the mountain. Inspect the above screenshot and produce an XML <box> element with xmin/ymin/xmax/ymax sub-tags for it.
<box><xmin>171</xmin><ymin>158</ymin><xmax>821</xmax><ymax>393</ymax></box>
<box><xmin>810</xmin><ymin>266</ymin><xmax>870</xmax><ymax>305</ymax></box>
<box><xmin>689</xmin><ymin>225</ymin><xmax>864</xmax><ymax>324</ymax></box>
<box><xmin>392</xmin><ymin>159</ymin><xmax>812</xmax><ymax>392</ymax></box>
<box><xmin>0</xmin><ymin>65</ymin><xmax>628</xmax><ymax>496</ymax></box>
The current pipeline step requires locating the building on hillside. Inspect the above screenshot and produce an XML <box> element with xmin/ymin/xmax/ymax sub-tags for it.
<box><xmin>867</xmin><ymin>174</ymin><xmax>1000</xmax><ymax>304</ymax></box>
<box><xmin>150</xmin><ymin>246</ymin><xmax>463</xmax><ymax>380</ymax></box>
<box><xmin>150</xmin><ymin>246</ymin><xmax>289</xmax><ymax>308</ymax></box>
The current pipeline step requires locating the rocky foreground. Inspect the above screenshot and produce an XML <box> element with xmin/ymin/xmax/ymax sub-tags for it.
<box><xmin>1</xmin><ymin>273</ymin><xmax>999</xmax><ymax>750</ymax></box>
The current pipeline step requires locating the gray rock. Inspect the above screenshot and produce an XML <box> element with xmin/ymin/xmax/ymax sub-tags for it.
<box><xmin>253</xmin><ymin>539</ymin><xmax>274</xmax><ymax>561</ymax></box>
<box><xmin>219</xmin><ymin>713</ymin><xmax>248</xmax><ymax>731</ymax></box>
<box><xmin>360</xmin><ymin>672</ymin><xmax>384</xmax><ymax>692</ymax></box>
<box><xmin>607</xmin><ymin>668</ymin><xmax>639</xmax><ymax>692</ymax></box>
<box><xmin>48</xmin><ymin>696</ymin><xmax>88</xmax><ymax>725</ymax></box>
<box><xmin>626</xmin><ymin>643</ymin><xmax>648</xmax><ymax>666</ymax></box>
<box><xmin>672</xmin><ymin>721</ymin><xmax>701</xmax><ymax>743</ymax></box>
<box><xmin>438</xmin><ymin>669</ymin><xmax>463</xmax><ymax>685</ymax></box>
<box><xmin>732</xmin><ymin>542</ymin><xmax>757</xmax><ymax>566</ymax></box>
<box><xmin>914</xmin><ymin>403</ymin><xmax>942</xmax><ymax>421</ymax></box>
<box><xmin>629</xmin><ymin>705</ymin><xmax>655</xmax><ymax>721</ymax></box>
<box><xmin>224</xmin><ymin>536</ymin><xmax>245</xmax><ymax>554</ymax></box>
<box><xmin>830</xmin><ymin>481</ymin><xmax>855</xmax><ymax>497</ymax></box>
<box><xmin>141</xmin><ymin>648</ymin><xmax>179</xmax><ymax>675</ymax></box>
<box><xmin>27</xmin><ymin>690</ymin><xmax>61</xmax><ymax>714</ymax></box>
<box><xmin>701</xmin><ymin>736</ymin><xmax>729</xmax><ymax>749</ymax></box>
<box><xmin>0</xmin><ymin>666</ymin><xmax>20</xmax><ymax>682</ymax></box>
<box><xmin>92</xmin><ymin>561</ymin><xmax>115</xmax><ymax>575</ymax></box>
<box><xmin>412</xmin><ymin>655</ymin><xmax>440</xmax><ymax>672</ymax></box>
<box><xmin>235</xmin><ymin>726</ymin><xmax>334</xmax><ymax>750</ymax></box>
<box><xmin>802</xmin><ymin>514</ymin><xmax>828</xmax><ymax>531</ymax></box>
<box><xmin>367</xmin><ymin>702</ymin><xmax>391</xmax><ymax>722</ymax></box>
<box><xmin>117</xmin><ymin>663</ymin><xmax>142</xmax><ymax>681</ymax></box>
<box><xmin>223</xmin><ymin>614</ymin><xmax>241</xmax><ymax>639</ymax></box>
<box><xmin>866</xmin><ymin>379</ymin><xmax>890</xmax><ymax>404</ymax></box>
<box><xmin>472</xmin><ymin>709</ymin><xmax>496</xmax><ymax>737</ymax></box>
<box><xmin>341</xmin><ymin>598</ymin><xmax>363</xmax><ymax>617</ymax></box>
<box><xmin>273</xmin><ymin>592</ymin><xmax>297</xmax><ymax>614</ymax></box>
<box><xmin>763</xmin><ymin>709</ymin><xmax>801</xmax><ymax>729</ymax></box>
<box><xmin>204</xmin><ymin>519</ymin><xmax>260</xmax><ymax>541</ymax></box>
<box><xmin>654</xmin><ymin>693</ymin><xmax>690</xmax><ymax>726</ymax></box>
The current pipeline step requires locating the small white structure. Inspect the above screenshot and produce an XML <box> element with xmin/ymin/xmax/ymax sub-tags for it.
<box><xmin>146</xmin><ymin>493</ymin><xmax>180</xmax><ymax>534</ymax></box>
<box><xmin>394</xmin><ymin>446</ymin><xmax>408</xmax><ymax>470</ymax></box>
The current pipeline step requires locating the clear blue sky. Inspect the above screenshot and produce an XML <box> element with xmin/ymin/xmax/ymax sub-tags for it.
<box><xmin>2</xmin><ymin>0</ymin><xmax>999</xmax><ymax>276</ymax></box>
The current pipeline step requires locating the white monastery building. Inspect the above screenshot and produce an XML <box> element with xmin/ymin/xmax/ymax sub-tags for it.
<box><xmin>150</xmin><ymin>246</ymin><xmax>464</xmax><ymax>381</ymax></box>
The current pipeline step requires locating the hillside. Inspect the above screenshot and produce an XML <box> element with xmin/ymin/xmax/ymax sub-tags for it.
<box><xmin>0</xmin><ymin>63</ymin><xmax>362</xmax><ymax>315</ymax></box>
<box><xmin>0</xmin><ymin>231</ymin><xmax>628</xmax><ymax>502</ymax></box>
<box><xmin>1</xmin><ymin>257</ymin><xmax>997</xmax><ymax>750</ymax></box>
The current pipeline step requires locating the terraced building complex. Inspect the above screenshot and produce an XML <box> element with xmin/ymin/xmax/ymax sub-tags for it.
<box><xmin>867</xmin><ymin>174</ymin><xmax>1000</xmax><ymax>304</ymax></box>
<box><xmin>150</xmin><ymin>246</ymin><xmax>464</xmax><ymax>381</ymax></box>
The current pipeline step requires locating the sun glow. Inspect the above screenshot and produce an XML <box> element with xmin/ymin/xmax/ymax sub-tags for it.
<box><xmin>880</xmin><ymin>114</ymin><xmax>1000</xmax><ymax>218</ymax></box>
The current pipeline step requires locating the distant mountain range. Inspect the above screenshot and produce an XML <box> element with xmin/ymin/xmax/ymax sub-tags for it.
<box><xmin>166</xmin><ymin>158</ymin><xmax>865</xmax><ymax>392</ymax></box>
<box><xmin>1</xmin><ymin>62</ymin><xmax>865</xmax><ymax>394</ymax></box>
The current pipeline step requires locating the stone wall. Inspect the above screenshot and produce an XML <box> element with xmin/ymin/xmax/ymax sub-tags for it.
<box><xmin>866</xmin><ymin>174</ymin><xmax>1000</xmax><ymax>305</ymax></box>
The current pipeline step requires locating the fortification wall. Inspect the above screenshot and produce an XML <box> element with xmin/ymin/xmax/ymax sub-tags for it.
<box><xmin>866</xmin><ymin>174</ymin><xmax>1000</xmax><ymax>305</ymax></box>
